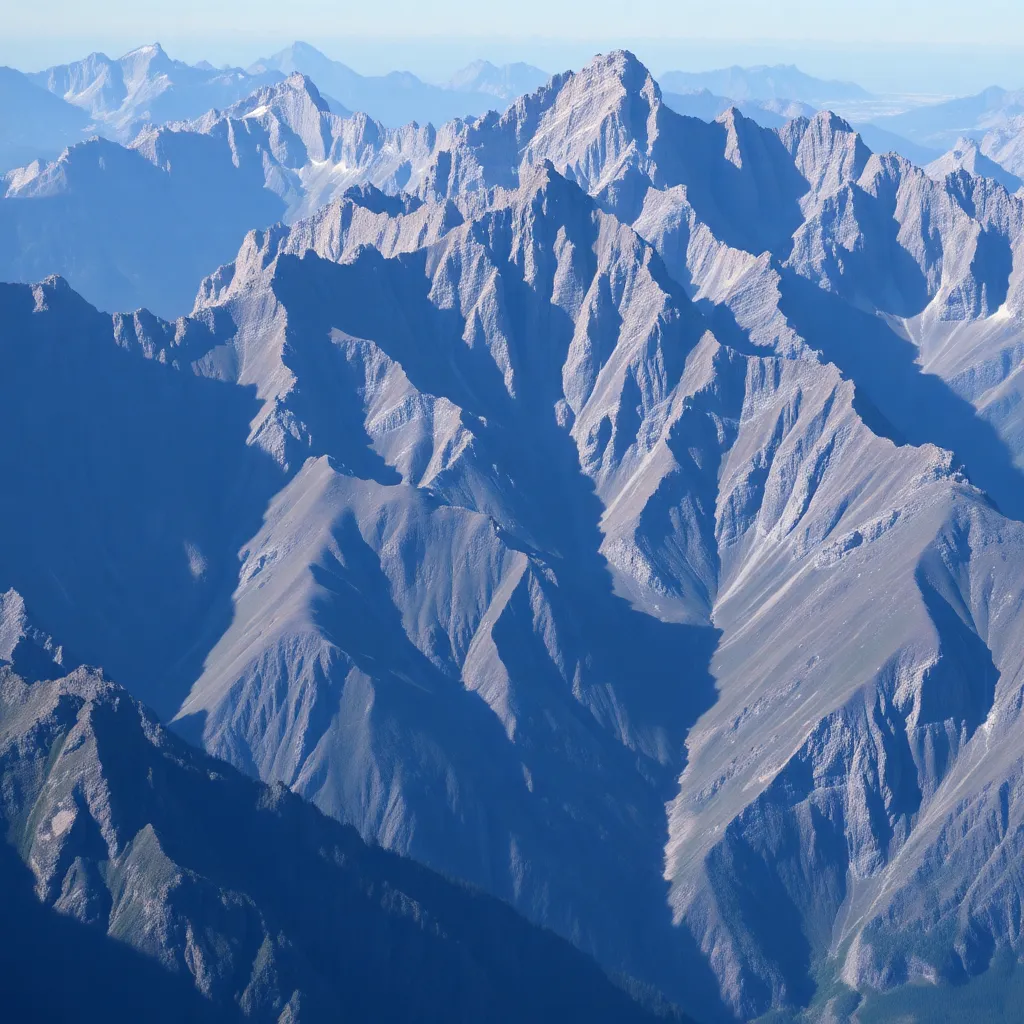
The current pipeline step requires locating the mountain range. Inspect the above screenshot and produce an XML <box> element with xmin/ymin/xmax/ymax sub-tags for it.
<box><xmin>662</xmin><ymin>88</ymin><xmax>818</xmax><ymax>129</ymax></box>
<box><xmin>249</xmin><ymin>42</ymin><xmax>549</xmax><ymax>126</ymax></box>
<box><xmin>659</xmin><ymin>88</ymin><xmax>937</xmax><ymax>165</ymax></box>
<box><xmin>871</xmin><ymin>85</ymin><xmax>1024</xmax><ymax>150</ymax></box>
<box><xmin>4</xmin><ymin>42</ymin><xmax>1024</xmax><ymax>1024</ymax></box>
<box><xmin>446</xmin><ymin>59</ymin><xmax>551</xmax><ymax>99</ymax></box>
<box><xmin>658</xmin><ymin>64</ymin><xmax>871</xmax><ymax>104</ymax></box>
<box><xmin>11</xmin><ymin>40</ymin><xmax>547</xmax><ymax>163</ymax></box>
<box><xmin>28</xmin><ymin>43</ymin><xmax>285</xmax><ymax>139</ymax></box>
<box><xmin>0</xmin><ymin>606</ymin><xmax>678</xmax><ymax>1022</ymax></box>
<box><xmin>0</xmin><ymin>63</ymin><xmax>933</xmax><ymax>319</ymax></box>
<box><xmin>0</xmin><ymin>111</ymin><xmax>286</xmax><ymax>317</ymax></box>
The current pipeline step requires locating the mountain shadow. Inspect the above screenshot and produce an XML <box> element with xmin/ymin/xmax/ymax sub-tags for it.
<box><xmin>0</xmin><ymin>279</ymin><xmax>284</xmax><ymax>717</ymax></box>
<box><xmin>779</xmin><ymin>271</ymin><xmax>1024</xmax><ymax>523</ymax></box>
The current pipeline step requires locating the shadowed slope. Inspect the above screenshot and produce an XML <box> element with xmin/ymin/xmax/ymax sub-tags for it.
<box><xmin>0</xmin><ymin>662</ymin><xmax>685</xmax><ymax>1022</ymax></box>
<box><xmin>0</xmin><ymin>278</ymin><xmax>283</xmax><ymax>716</ymax></box>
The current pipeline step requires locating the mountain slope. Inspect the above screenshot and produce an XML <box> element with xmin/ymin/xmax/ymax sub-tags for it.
<box><xmin>0</xmin><ymin>66</ymin><xmax>91</xmax><ymax>172</ymax></box>
<box><xmin>0</xmin><ymin>651</ymin><xmax>679</xmax><ymax>1022</ymax></box>
<box><xmin>181</xmin><ymin>165</ymin><xmax>732</xmax><ymax>1013</ymax></box>
<box><xmin>0</xmin><ymin>276</ymin><xmax>282</xmax><ymax>714</ymax></box>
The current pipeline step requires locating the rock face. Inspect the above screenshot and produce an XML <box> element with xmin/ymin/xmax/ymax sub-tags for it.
<box><xmin>0</xmin><ymin>652</ymin><xmax>677</xmax><ymax>1022</ymax></box>
<box><xmin>5</xmin><ymin>47</ymin><xmax>1024</xmax><ymax>1024</ymax></box>
<box><xmin>0</xmin><ymin>587</ymin><xmax>76</xmax><ymax>681</ymax></box>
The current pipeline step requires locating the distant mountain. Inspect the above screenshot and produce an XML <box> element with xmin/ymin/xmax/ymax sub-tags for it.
<box><xmin>28</xmin><ymin>42</ymin><xmax>284</xmax><ymax>139</ymax></box>
<box><xmin>659</xmin><ymin>63</ymin><xmax>871</xmax><ymax>104</ymax></box>
<box><xmin>926</xmin><ymin>135</ymin><xmax>1023</xmax><ymax>191</ymax></box>
<box><xmin>0</xmin><ymin>646</ymin><xmax>679</xmax><ymax>1022</ymax></box>
<box><xmin>0</xmin><ymin>120</ymin><xmax>284</xmax><ymax>317</ymax></box>
<box><xmin>17</xmin><ymin>41</ymin><xmax>546</xmax><ymax>147</ymax></box>
<box><xmin>976</xmin><ymin>114</ymin><xmax>1024</xmax><ymax>179</ymax></box>
<box><xmin>0</xmin><ymin>66</ymin><xmax>91</xmax><ymax>172</ymax></box>
<box><xmin>660</xmin><ymin>85</ymin><xmax>933</xmax><ymax>164</ymax></box>
<box><xmin>0</xmin><ymin>71</ymin><xmax>442</xmax><ymax>314</ymax></box>
<box><xmin>662</xmin><ymin>88</ymin><xmax>817</xmax><ymax>128</ymax></box>
<box><xmin>446</xmin><ymin>59</ymin><xmax>550</xmax><ymax>99</ymax></box>
<box><xmin>849</xmin><ymin>120</ymin><xmax>941</xmax><ymax>166</ymax></box>
<box><xmin>869</xmin><ymin>84</ymin><xmax>1024</xmax><ymax>149</ymax></box>
<box><xmin>249</xmin><ymin>41</ymin><xmax>534</xmax><ymax>126</ymax></box>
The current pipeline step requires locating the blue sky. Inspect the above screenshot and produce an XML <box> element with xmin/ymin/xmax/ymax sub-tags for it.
<box><xmin>5</xmin><ymin>0</ymin><xmax>1024</xmax><ymax>93</ymax></box>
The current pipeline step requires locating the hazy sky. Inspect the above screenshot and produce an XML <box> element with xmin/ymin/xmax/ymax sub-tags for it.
<box><xmin>5</xmin><ymin>0</ymin><xmax>1024</xmax><ymax>93</ymax></box>
<box><xmin>7</xmin><ymin>0</ymin><xmax>1024</xmax><ymax>45</ymax></box>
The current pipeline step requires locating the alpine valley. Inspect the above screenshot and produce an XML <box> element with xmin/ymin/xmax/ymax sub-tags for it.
<box><xmin>4</xmin><ymin>41</ymin><xmax>1024</xmax><ymax>1024</ymax></box>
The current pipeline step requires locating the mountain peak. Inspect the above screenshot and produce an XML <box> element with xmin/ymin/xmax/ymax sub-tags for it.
<box><xmin>810</xmin><ymin>108</ymin><xmax>856</xmax><ymax>134</ymax></box>
<box><xmin>714</xmin><ymin>104</ymin><xmax>746</xmax><ymax>124</ymax></box>
<box><xmin>284</xmin><ymin>71</ymin><xmax>328</xmax><ymax>104</ymax></box>
<box><xmin>925</xmin><ymin>133</ymin><xmax>1023</xmax><ymax>191</ymax></box>
<box><xmin>517</xmin><ymin>157</ymin><xmax>587</xmax><ymax>202</ymax></box>
<box><xmin>122</xmin><ymin>42</ymin><xmax>166</xmax><ymax>59</ymax></box>
<box><xmin>586</xmin><ymin>49</ymin><xmax>656</xmax><ymax>91</ymax></box>
<box><xmin>537</xmin><ymin>48</ymin><xmax>661</xmax><ymax>128</ymax></box>
<box><xmin>981</xmin><ymin>84</ymin><xmax>1009</xmax><ymax>102</ymax></box>
<box><xmin>120</xmin><ymin>41</ymin><xmax>173</xmax><ymax>79</ymax></box>
<box><xmin>0</xmin><ymin>589</ymin><xmax>77</xmax><ymax>682</ymax></box>
<box><xmin>288</xmin><ymin>40</ymin><xmax>329</xmax><ymax>59</ymax></box>
<box><xmin>223</xmin><ymin>70</ymin><xmax>331</xmax><ymax>120</ymax></box>
<box><xmin>952</xmin><ymin>135</ymin><xmax>982</xmax><ymax>157</ymax></box>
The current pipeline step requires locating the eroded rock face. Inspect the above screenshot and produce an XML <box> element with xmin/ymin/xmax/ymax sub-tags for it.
<box><xmin>0</xmin><ymin>661</ymin><xmax>677</xmax><ymax>1023</ymax></box>
<box><xmin>6</xmin><ymin>48</ymin><xmax>1024</xmax><ymax>1023</ymax></box>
